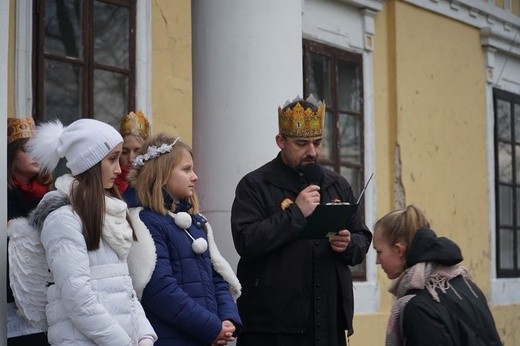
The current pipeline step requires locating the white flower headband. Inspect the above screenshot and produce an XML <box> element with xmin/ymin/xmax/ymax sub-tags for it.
<box><xmin>133</xmin><ymin>137</ymin><xmax>181</xmax><ymax>168</ymax></box>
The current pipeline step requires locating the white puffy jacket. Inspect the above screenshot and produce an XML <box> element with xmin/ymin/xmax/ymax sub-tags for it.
<box><xmin>40</xmin><ymin>175</ymin><xmax>156</xmax><ymax>345</ymax></box>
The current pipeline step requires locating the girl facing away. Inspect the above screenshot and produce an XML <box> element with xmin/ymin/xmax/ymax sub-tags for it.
<box><xmin>127</xmin><ymin>133</ymin><xmax>242</xmax><ymax>346</ymax></box>
<box><xmin>23</xmin><ymin>118</ymin><xmax>157</xmax><ymax>345</ymax></box>
<box><xmin>373</xmin><ymin>205</ymin><xmax>501</xmax><ymax>346</ymax></box>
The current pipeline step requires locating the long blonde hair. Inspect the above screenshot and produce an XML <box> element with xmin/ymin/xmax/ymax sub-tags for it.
<box><xmin>374</xmin><ymin>205</ymin><xmax>430</xmax><ymax>251</ymax></box>
<box><xmin>129</xmin><ymin>133</ymin><xmax>200</xmax><ymax>215</ymax></box>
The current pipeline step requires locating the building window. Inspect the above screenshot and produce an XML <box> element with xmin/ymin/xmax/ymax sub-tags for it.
<box><xmin>33</xmin><ymin>0</ymin><xmax>136</xmax><ymax>126</ymax></box>
<box><xmin>303</xmin><ymin>39</ymin><xmax>366</xmax><ymax>279</ymax></box>
<box><xmin>494</xmin><ymin>88</ymin><xmax>520</xmax><ymax>278</ymax></box>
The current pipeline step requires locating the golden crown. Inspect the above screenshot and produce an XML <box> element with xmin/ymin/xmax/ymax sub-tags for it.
<box><xmin>120</xmin><ymin>110</ymin><xmax>150</xmax><ymax>139</ymax></box>
<box><xmin>8</xmin><ymin>116</ymin><xmax>36</xmax><ymax>144</ymax></box>
<box><xmin>278</xmin><ymin>95</ymin><xmax>325</xmax><ymax>138</ymax></box>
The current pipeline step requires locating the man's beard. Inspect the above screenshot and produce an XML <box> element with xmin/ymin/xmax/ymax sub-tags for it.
<box><xmin>297</xmin><ymin>158</ymin><xmax>317</xmax><ymax>172</ymax></box>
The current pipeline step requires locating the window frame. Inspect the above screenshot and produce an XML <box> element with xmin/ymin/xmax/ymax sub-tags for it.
<box><xmin>303</xmin><ymin>38</ymin><xmax>367</xmax><ymax>280</ymax></box>
<box><xmin>494</xmin><ymin>87</ymin><xmax>520</xmax><ymax>278</ymax></box>
<box><xmin>32</xmin><ymin>0</ymin><xmax>137</xmax><ymax>122</ymax></box>
<box><xmin>303</xmin><ymin>39</ymin><xmax>365</xmax><ymax>176</ymax></box>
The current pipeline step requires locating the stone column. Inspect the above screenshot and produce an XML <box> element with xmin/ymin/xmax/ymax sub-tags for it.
<box><xmin>192</xmin><ymin>0</ymin><xmax>303</xmax><ymax>269</ymax></box>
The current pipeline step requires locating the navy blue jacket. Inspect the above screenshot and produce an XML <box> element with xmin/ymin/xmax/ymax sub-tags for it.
<box><xmin>139</xmin><ymin>209</ymin><xmax>242</xmax><ymax>345</ymax></box>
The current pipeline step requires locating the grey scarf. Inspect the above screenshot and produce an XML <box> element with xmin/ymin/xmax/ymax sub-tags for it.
<box><xmin>385</xmin><ymin>262</ymin><xmax>473</xmax><ymax>346</ymax></box>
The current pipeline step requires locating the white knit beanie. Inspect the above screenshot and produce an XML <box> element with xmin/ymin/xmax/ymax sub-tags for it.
<box><xmin>27</xmin><ymin>118</ymin><xmax>123</xmax><ymax>176</ymax></box>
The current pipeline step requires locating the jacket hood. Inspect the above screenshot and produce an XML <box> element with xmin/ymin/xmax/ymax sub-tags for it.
<box><xmin>406</xmin><ymin>227</ymin><xmax>463</xmax><ymax>268</ymax></box>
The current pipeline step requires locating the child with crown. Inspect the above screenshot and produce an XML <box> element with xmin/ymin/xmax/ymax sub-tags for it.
<box><xmin>6</xmin><ymin>116</ymin><xmax>52</xmax><ymax>345</ymax></box>
<box><xmin>115</xmin><ymin>110</ymin><xmax>150</xmax><ymax>195</ymax></box>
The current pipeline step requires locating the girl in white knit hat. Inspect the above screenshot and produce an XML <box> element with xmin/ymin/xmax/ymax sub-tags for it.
<box><xmin>12</xmin><ymin>118</ymin><xmax>157</xmax><ymax>345</ymax></box>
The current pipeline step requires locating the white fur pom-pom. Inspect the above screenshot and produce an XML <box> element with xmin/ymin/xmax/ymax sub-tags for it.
<box><xmin>175</xmin><ymin>212</ymin><xmax>208</xmax><ymax>254</ymax></box>
<box><xmin>174</xmin><ymin>212</ymin><xmax>192</xmax><ymax>230</ymax></box>
<box><xmin>26</xmin><ymin>119</ymin><xmax>65</xmax><ymax>175</ymax></box>
<box><xmin>192</xmin><ymin>238</ymin><xmax>208</xmax><ymax>254</ymax></box>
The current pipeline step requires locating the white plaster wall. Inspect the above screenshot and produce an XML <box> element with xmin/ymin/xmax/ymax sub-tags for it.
<box><xmin>494</xmin><ymin>54</ymin><xmax>520</xmax><ymax>95</ymax></box>
<box><xmin>303</xmin><ymin>0</ymin><xmax>365</xmax><ymax>52</ymax></box>
<box><xmin>135</xmin><ymin>0</ymin><xmax>152</xmax><ymax>118</ymax></box>
<box><xmin>1</xmin><ymin>0</ymin><xmax>9</xmax><ymax>342</ymax></box>
<box><xmin>15</xmin><ymin>0</ymin><xmax>31</xmax><ymax>117</ymax></box>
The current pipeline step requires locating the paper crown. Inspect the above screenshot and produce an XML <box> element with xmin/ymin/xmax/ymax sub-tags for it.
<box><xmin>120</xmin><ymin>110</ymin><xmax>150</xmax><ymax>139</ymax></box>
<box><xmin>278</xmin><ymin>95</ymin><xmax>325</xmax><ymax>138</ymax></box>
<box><xmin>8</xmin><ymin>116</ymin><xmax>36</xmax><ymax>144</ymax></box>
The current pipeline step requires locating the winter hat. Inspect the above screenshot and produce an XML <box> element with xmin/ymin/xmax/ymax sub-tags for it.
<box><xmin>27</xmin><ymin>118</ymin><xmax>123</xmax><ymax>176</ymax></box>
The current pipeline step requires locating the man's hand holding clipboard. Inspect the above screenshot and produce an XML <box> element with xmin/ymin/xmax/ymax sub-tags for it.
<box><xmin>299</xmin><ymin>173</ymin><xmax>373</xmax><ymax>240</ymax></box>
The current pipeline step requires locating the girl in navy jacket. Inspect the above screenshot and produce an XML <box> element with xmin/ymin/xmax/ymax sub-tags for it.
<box><xmin>128</xmin><ymin>133</ymin><xmax>242</xmax><ymax>346</ymax></box>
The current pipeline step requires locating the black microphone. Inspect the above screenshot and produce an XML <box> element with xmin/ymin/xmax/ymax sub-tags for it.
<box><xmin>302</xmin><ymin>163</ymin><xmax>323</xmax><ymax>205</ymax></box>
<box><xmin>301</xmin><ymin>162</ymin><xmax>323</xmax><ymax>186</ymax></box>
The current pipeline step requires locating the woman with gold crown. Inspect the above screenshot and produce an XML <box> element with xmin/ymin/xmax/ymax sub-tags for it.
<box><xmin>115</xmin><ymin>110</ymin><xmax>150</xmax><ymax>195</ymax></box>
<box><xmin>7</xmin><ymin>116</ymin><xmax>51</xmax><ymax>345</ymax></box>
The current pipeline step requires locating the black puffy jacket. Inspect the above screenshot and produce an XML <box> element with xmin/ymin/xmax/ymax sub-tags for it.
<box><xmin>402</xmin><ymin>228</ymin><xmax>502</xmax><ymax>346</ymax></box>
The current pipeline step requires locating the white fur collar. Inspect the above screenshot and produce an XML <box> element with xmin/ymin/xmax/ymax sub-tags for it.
<box><xmin>204</xmin><ymin>219</ymin><xmax>241</xmax><ymax>300</ymax></box>
<box><xmin>126</xmin><ymin>209</ymin><xmax>241</xmax><ymax>300</ymax></box>
<box><xmin>127</xmin><ymin>207</ymin><xmax>157</xmax><ymax>300</ymax></box>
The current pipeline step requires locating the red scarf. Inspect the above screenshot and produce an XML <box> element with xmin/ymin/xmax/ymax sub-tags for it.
<box><xmin>12</xmin><ymin>177</ymin><xmax>49</xmax><ymax>203</ymax></box>
<box><xmin>114</xmin><ymin>166</ymin><xmax>130</xmax><ymax>195</ymax></box>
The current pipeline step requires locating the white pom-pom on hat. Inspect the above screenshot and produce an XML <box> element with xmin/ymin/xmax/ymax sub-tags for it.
<box><xmin>26</xmin><ymin>120</ymin><xmax>64</xmax><ymax>175</ymax></box>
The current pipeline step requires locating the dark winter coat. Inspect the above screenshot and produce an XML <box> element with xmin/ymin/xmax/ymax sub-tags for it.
<box><xmin>8</xmin><ymin>187</ymin><xmax>41</xmax><ymax>220</ymax></box>
<box><xmin>7</xmin><ymin>187</ymin><xmax>37</xmax><ymax>304</ymax></box>
<box><xmin>231</xmin><ymin>154</ymin><xmax>372</xmax><ymax>344</ymax></box>
<box><xmin>401</xmin><ymin>228</ymin><xmax>502</xmax><ymax>345</ymax></box>
<box><xmin>139</xmin><ymin>209</ymin><xmax>242</xmax><ymax>346</ymax></box>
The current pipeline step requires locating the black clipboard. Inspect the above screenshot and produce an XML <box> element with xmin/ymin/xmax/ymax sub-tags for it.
<box><xmin>299</xmin><ymin>203</ymin><xmax>359</xmax><ymax>239</ymax></box>
<box><xmin>299</xmin><ymin>173</ymin><xmax>373</xmax><ymax>240</ymax></box>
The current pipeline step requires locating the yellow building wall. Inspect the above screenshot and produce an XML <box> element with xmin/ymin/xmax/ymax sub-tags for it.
<box><xmin>495</xmin><ymin>0</ymin><xmax>505</xmax><ymax>11</ymax></box>
<box><xmin>351</xmin><ymin>1</ymin><xmax>519</xmax><ymax>345</ymax></box>
<box><xmin>513</xmin><ymin>0</ymin><xmax>520</xmax><ymax>16</ymax></box>
<box><xmin>393</xmin><ymin>4</ymin><xmax>489</xmax><ymax>290</ymax></box>
<box><xmin>151</xmin><ymin>0</ymin><xmax>193</xmax><ymax>144</ymax></box>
